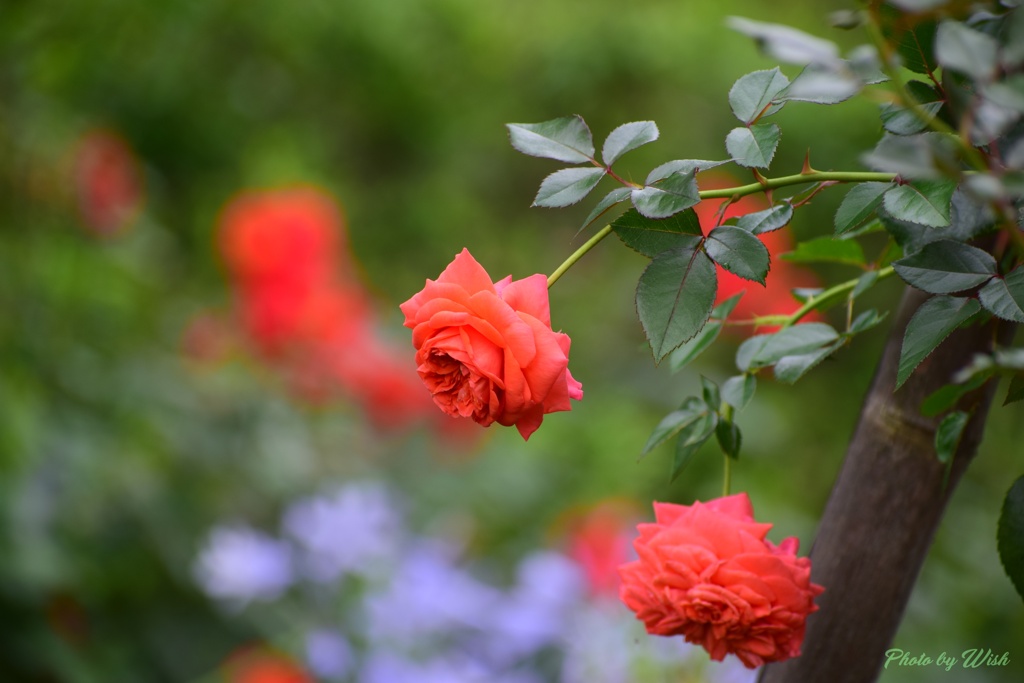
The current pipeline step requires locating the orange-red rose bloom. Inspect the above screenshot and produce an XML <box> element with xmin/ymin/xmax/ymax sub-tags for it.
<box><xmin>618</xmin><ymin>493</ymin><xmax>823</xmax><ymax>669</ymax></box>
<box><xmin>400</xmin><ymin>248</ymin><xmax>582</xmax><ymax>440</ymax></box>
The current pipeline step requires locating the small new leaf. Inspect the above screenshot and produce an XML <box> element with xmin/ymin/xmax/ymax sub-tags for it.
<box><xmin>706</xmin><ymin>226</ymin><xmax>771</xmax><ymax>284</ymax></box>
<box><xmin>729</xmin><ymin>68</ymin><xmax>790</xmax><ymax>124</ymax></box>
<box><xmin>734</xmin><ymin>203</ymin><xmax>793</xmax><ymax>234</ymax></box>
<box><xmin>507</xmin><ymin>116</ymin><xmax>596</xmax><ymax>163</ymax></box>
<box><xmin>580</xmin><ymin>187</ymin><xmax>632</xmax><ymax>231</ymax></box>
<box><xmin>721</xmin><ymin>374</ymin><xmax>756</xmax><ymax>411</ymax></box>
<box><xmin>646</xmin><ymin>159</ymin><xmax>729</xmax><ymax>185</ymax></box>
<box><xmin>774</xmin><ymin>340</ymin><xmax>844</xmax><ymax>384</ymax></box>
<box><xmin>636</xmin><ymin>248</ymin><xmax>717</xmax><ymax>363</ymax></box>
<box><xmin>726</xmin><ymin>123</ymin><xmax>781</xmax><ymax>169</ymax></box>
<box><xmin>715</xmin><ymin>418</ymin><xmax>742</xmax><ymax>459</ymax></box>
<box><xmin>896</xmin><ymin>295</ymin><xmax>982</xmax><ymax>390</ymax></box>
<box><xmin>533</xmin><ymin>167</ymin><xmax>606</xmax><ymax>208</ymax></box>
<box><xmin>893</xmin><ymin>240</ymin><xmax>997</xmax><ymax>294</ymax></box>
<box><xmin>701</xmin><ymin>376</ymin><xmax>721</xmax><ymax>409</ymax></box>
<box><xmin>736</xmin><ymin>323</ymin><xmax>840</xmax><ymax>372</ymax></box>
<box><xmin>603</xmin><ymin>121</ymin><xmax>659</xmax><ymax>166</ymax></box>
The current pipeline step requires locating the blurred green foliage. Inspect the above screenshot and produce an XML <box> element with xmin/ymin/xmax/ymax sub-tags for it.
<box><xmin>1</xmin><ymin>0</ymin><xmax>1022</xmax><ymax>681</ymax></box>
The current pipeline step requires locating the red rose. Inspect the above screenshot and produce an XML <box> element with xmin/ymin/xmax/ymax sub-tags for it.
<box><xmin>400</xmin><ymin>248</ymin><xmax>582</xmax><ymax>440</ymax></box>
<box><xmin>618</xmin><ymin>493</ymin><xmax>823</xmax><ymax>669</ymax></box>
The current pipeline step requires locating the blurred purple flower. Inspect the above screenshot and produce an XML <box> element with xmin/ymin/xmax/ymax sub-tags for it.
<box><xmin>360</xmin><ymin>652</ymin><xmax>540</xmax><ymax>683</ymax></box>
<box><xmin>364</xmin><ymin>539</ymin><xmax>500</xmax><ymax>644</ymax></box>
<box><xmin>305</xmin><ymin>628</ymin><xmax>352</xmax><ymax>680</ymax></box>
<box><xmin>283</xmin><ymin>481</ymin><xmax>402</xmax><ymax>582</ymax></box>
<box><xmin>193</xmin><ymin>525</ymin><xmax>294</xmax><ymax>604</ymax></box>
<box><xmin>559</xmin><ymin>604</ymin><xmax>635</xmax><ymax>683</ymax></box>
<box><xmin>482</xmin><ymin>551</ymin><xmax>585</xmax><ymax>663</ymax></box>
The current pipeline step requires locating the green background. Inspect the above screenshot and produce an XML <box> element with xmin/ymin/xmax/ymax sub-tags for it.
<box><xmin>1</xmin><ymin>0</ymin><xmax>1021</xmax><ymax>681</ymax></box>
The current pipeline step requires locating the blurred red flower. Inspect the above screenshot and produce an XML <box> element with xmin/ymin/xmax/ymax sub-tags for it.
<box><xmin>73</xmin><ymin>129</ymin><xmax>143</xmax><ymax>236</ymax></box>
<box><xmin>218</xmin><ymin>187</ymin><xmax>371</xmax><ymax>358</ymax></box>
<box><xmin>695</xmin><ymin>172</ymin><xmax>821</xmax><ymax>331</ymax></box>
<box><xmin>564</xmin><ymin>500</ymin><xmax>637</xmax><ymax>597</ymax></box>
<box><xmin>215</xmin><ymin>185</ymin><xmax>442</xmax><ymax>433</ymax></box>
<box><xmin>223</xmin><ymin>647</ymin><xmax>314</xmax><ymax>683</ymax></box>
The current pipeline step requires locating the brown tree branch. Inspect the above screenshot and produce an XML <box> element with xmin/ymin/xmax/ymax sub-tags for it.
<box><xmin>759</xmin><ymin>286</ymin><xmax>1015</xmax><ymax>683</ymax></box>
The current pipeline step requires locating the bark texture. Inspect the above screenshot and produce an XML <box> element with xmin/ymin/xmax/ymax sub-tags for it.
<box><xmin>759</xmin><ymin>286</ymin><xmax>1015</xmax><ymax>683</ymax></box>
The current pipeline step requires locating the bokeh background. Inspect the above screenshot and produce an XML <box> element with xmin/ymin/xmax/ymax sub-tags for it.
<box><xmin>1</xmin><ymin>0</ymin><xmax>1022</xmax><ymax>681</ymax></box>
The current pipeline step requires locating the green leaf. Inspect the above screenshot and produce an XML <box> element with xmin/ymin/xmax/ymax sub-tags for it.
<box><xmin>998</xmin><ymin>475</ymin><xmax>1024</xmax><ymax>603</ymax></box>
<box><xmin>1006</xmin><ymin>374</ymin><xmax>1024</xmax><ymax>406</ymax></box>
<box><xmin>780</xmin><ymin>236</ymin><xmax>866</xmax><ymax>267</ymax></box>
<box><xmin>878</xmin><ymin>8</ymin><xmax>937</xmax><ymax>76</ymax></box>
<box><xmin>533</xmin><ymin>167</ymin><xmax>606</xmax><ymax>208</ymax></box>
<box><xmin>701</xmin><ymin>376</ymin><xmax>721</xmax><ymax>409</ymax></box>
<box><xmin>936</xmin><ymin>20</ymin><xmax>998</xmax><ymax>82</ymax></box>
<box><xmin>726</xmin><ymin>123</ymin><xmax>781</xmax><ymax>169</ymax></box>
<box><xmin>715</xmin><ymin>418</ymin><xmax>742</xmax><ymax>459</ymax></box>
<box><xmin>667</xmin><ymin>322</ymin><xmax>721</xmax><ymax>373</ymax></box>
<box><xmin>734</xmin><ymin>203</ymin><xmax>793</xmax><ymax>234</ymax></box>
<box><xmin>862</xmin><ymin>133</ymin><xmax>958</xmax><ymax>181</ymax></box>
<box><xmin>721</xmin><ymin>374</ymin><xmax>756</xmax><ymax>411</ymax></box>
<box><xmin>936</xmin><ymin>409</ymin><xmax>969</xmax><ymax>466</ymax></box>
<box><xmin>612</xmin><ymin>208</ymin><xmax>703</xmax><ymax>258</ymax></box>
<box><xmin>773</xmin><ymin>340</ymin><xmax>844</xmax><ymax>384</ymax></box>
<box><xmin>712</xmin><ymin>292</ymin><xmax>745</xmax><ymax>319</ymax></box>
<box><xmin>978</xmin><ymin>265</ymin><xmax>1024</xmax><ymax>323</ymax></box>
<box><xmin>672</xmin><ymin>421</ymin><xmax>715</xmax><ymax>481</ymax></box>
<box><xmin>893</xmin><ymin>240</ymin><xmax>997</xmax><ymax>294</ymax></box>
<box><xmin>507</xmin><ymin>116</ymin><xmax>595</xmax><ymax>163</ymax></box>
<box><xmin>921</xmin><ymin>371</ymin><xmax>991</xmax><ymax>417</ymax></box>
<box><xmin>641</xmin><ymin>396</ymin><xmax>714</xmax><ymax>456</ymax></box>
<box><xmin>636</xmin><ymin>248</ymin><xmax>717</xmax><ymax>363</ymax></box>
<box><xmin>896</xmin><ymin>295</ymin><xmax>982</xmax><ymax>390</ymax></box>
<box><xmin>646</xmin><ymin>159</ymin><xmax>729</xmax><ymax>185</ymax></box>
<box><xmin>848</xmin><ymin>309</ymin><xmax>887</xmax><ymax>335</ymax></box>
<box><xmin>726</xmin><ymin>16</ymin><xmax>840</xmax><ymax>66</ymax></box>
<box><xmin>880</xmin><ymin>81</ymin><xmax>944</xmax><ymax>136</ymax></box>
<box><xmin>729</xmin><ymin>68</ymin><xmax>790</xmax><ymax>124</ymax></box>
<box><xmin>736</xmin><ymin>323</ymin><xmax>840</xmax><ymax>372</ymax></box>
<box><xmin>835</xmin><ymin>182</ymin><xmax>892</xmax><ymax>236</ymax></box>
<box><xmin>580</xmin><ymin>187</ymin><xmax>631</xmax><ymax>231</ymax></box>
<box><xmin>883</xmin><ymin>179</ymin><xmax>957</xmax><ymax>227</ymax></box>
<box><xmin>779</xmin><ymin>64</ymin><xmax>860</xmax><ymax>104</ymax></box>
<box><xmin>706</xmin><ymin>226</ymin><xmax>770</xmax><ymax>284</ymax></box>
<box><xmin>631</xmin><ymin>169</ymin><xmax>700</xmax><ymax>219</ymax></box>
<box><xmin>602</xmin><ymin>121</ymin><xmax>659</xmax><ymax>166</ymax></box>
<box><xmin>852</xmin><ymin>270</ymin><xmax>880</xmax><ymax>299</ymax></box>
<box><xmin>667</xmin><ymin>292</ymin><xmax>745</xmax><ymax>372</ymax></box>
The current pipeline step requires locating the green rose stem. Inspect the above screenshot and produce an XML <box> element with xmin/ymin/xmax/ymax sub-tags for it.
<box><xmin>779</xmin><ymin>265</ymin><xmax>896</xmax><ymax>329</ymax></box>
<box><xmin>547</xmin><ymin>171</ymin><xmax>897</xmax><ymax>288</ymax></box>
